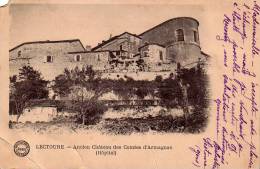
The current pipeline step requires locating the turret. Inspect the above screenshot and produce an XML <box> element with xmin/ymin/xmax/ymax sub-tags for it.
<box><xmin>140</xmin><ymin>17</ymin><xmax>201</xmax><ymax>68</ymax></box>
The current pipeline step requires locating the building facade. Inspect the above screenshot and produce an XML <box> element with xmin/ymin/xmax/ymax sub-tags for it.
<box><xmin>9</xmin><ymin>39</ymin><xmax>85</xmax><ymax>80</ymax></box>
<box><xmin>9</xmin><ymin>17</ymin><xmax>208</xmax><ymax>81</ymax></box>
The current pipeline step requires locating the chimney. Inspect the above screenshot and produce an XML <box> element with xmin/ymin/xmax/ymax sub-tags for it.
<box><xmin>85</xmin><ymin>45</ymin><xmax>91</xmax><ymax>51</ymax></box>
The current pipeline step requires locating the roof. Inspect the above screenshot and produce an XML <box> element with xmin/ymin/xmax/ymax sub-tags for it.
<box><xmin>10</xmin><ymin>39</ymin><xmax>85</xmax><ymax>52</ymax></box>
<box><xmin>139</xmin><ymin>43</ymin><xmax>165</xmax><ymax>49</ymax></box>
<box><xmin>92</xmin><ymin>32</ymin><xmax>141</xmax><ymax>51</ymax></box>
<box><xmin>139</xmin><ymin>17</ymin><xmax>199</xmax><ymax>36</ymax></box>
<box><xmin>201</xmin><ymin>51</ymin><xmax>210</xmax><ymax>58</ymax></box>
<box><xmin>68</xmin><ymin>50</ymin><xmax>111</xmax><ymax>54</ymax></box>
<box><xmin>68</xmin><ymin>49</ymin><xmax>128</xmax><ymax>55</ymax></box>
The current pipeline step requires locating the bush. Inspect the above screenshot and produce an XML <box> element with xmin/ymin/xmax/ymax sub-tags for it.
<box><xmin>75</xmin><ymin>100</ymin><xmax>108</xmax><ymax>125</ymax></box>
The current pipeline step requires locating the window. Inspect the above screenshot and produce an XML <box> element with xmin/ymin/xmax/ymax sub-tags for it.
<box><xmin>177</xmin><ymin>62</ymin><xmax>181</xmax><ymax>70</ymax></box>
<box><xmin>144</xmin><ymin>51</ymin><xmax>149</xmax><ymax>57</ymax></box>
<box><xmin>97</xmin><ymin>55</ymin><xmax>100</xmax><ymax>61</ymax></box>
<box><xmin>120</xmin><ymin>45</ymin><xmax>123</xmax><ymax>51</ymax></box>
<box><xmin>193</xmin><ymin>31</ymin><xmax>198</xmax><ymax>42</ymax></box>
<box><xmin>116</xmin><ymin>51</ymin><xmax>120</xmax><ymax>55</ymax></box>
<box><xmin>159</xmin><ymin>51</ymin><xmax>163</xmax><ymax>60</ymax></box>
<box><xmin>46</xmin><ymin>56</ymin><xmax>53</xmax><ymax>63</ymax></box>
<box><xmin>18</xmin><ymin>51</ymin><xmax>21</xmax><ymax>57</ymax></box>
<box><xmin>176</xmin><ymin>29</ymin><xmax>184</xmax><ymax>41</ymax></box>
<box><xmin>75</xmin><ymin>55</ymin><xmax>81</xmax><ymax>62</ymax></box>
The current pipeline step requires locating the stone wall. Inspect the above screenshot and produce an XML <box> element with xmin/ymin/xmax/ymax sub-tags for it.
<box><xmin>140</xmin><ymin>44</ymin><xmax>166</xmax><ymax>63</ymax></box>
<box><xmin>101</xmin><ymin>71</ymin><xmax>176</xmax><ymax>81</ymax></box>
<box><xmin>166</xmin><ymin>43</ymin><xmax>201</xmax><ymax>68</ymax></box>
<box><xmin>9</xmin><ymin>40</ymin><xmax>85</xmax><ymax>80</ymax></box>
<box><xmin>67</xmin><ymin>51</ymin><xmax>110</xmax><ymax>71</ymax></box>
<box><xmin>9</xmin><ymin>106</ymin><xmax>57</xmax><ymax>123</ymax></box>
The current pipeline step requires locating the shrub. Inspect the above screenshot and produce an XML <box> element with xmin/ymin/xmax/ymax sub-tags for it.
<box><xmin>75</xmin><ymin>100</ymin><xmax>108</xmax><ymax>125</ymax></box>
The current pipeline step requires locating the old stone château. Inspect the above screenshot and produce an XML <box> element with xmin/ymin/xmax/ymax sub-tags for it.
<box><xmin>9</xmin><ymin>17</ymin><xmax>208</xmax><ymax>80</ymax></box>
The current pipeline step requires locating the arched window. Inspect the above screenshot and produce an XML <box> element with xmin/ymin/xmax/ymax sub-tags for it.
<box><xmin>18</xmin><ymin>51</ymin><xmax>21</xmax><ymax>57</ymax></box>
<box><xmin>75</xmin><ymin>55</ymin><xmax>81</xmax><ymax>62</ymax></box>
<box><xmin>176</xmin><ymin>29</ymin><xmax>184</xmax><ymax>41</ymax></box>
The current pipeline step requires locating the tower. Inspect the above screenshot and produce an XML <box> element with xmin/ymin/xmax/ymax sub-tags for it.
<box><xmin>140</xmin><ymin>17</ymin><xmax>201</xmax><ymax>68</ymax></box>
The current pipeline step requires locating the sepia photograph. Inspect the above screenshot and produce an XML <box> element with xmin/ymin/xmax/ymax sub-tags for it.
<box><xmin>8</xmin><ymin>4</ymin><xmax>210</xmax><ymax>134</ymax></box>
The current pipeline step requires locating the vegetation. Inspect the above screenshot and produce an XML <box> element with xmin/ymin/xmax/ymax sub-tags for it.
<box><xmin>102</xmin><ymin>66</ymin><xmax>209</xmax><ymax>134</ymax></box>
<box><xmin>52</xmin><ymin>65</ymin><xmax>208</xmax><ymax>129</ymax></box>
<box><xmin>52</xmin><ymin>66</ymin><xmax>108</xmax><ymax>125</ymax></box>
<box><xmin>9</xmin><ymin>66</ymin><xmax>49</xmax><ymax>121</ymax></box>
<box><xmin>10</xmin><ymin>64</ymin><xmax>209</xmax><ymax>133</ymax></box>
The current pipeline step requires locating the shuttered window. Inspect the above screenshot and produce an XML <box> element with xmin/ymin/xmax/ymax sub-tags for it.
<box><xmin>176</xmin><ymin>29</ymin><xmax>184</xmax><ymax>41</ymax></box>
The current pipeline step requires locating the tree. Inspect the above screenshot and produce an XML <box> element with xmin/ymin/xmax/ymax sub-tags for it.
<box><xmin>52</xmin><ymin>65</ymin><xmax>108</xmax><ymax>125</ymax></box>
<box><xmin>176</xmin><ymin>66</ymin><xmax>209</xmax><ymax>131</ymax></box>
<box><xmin>156</xmin><ymin>76</ymin><xmax>182</xmax><ymax>108</ymax></box>
<box><xmin>10</xmin><ymin>66</ymin><xmax>49</xmax><ymax>122</ymax></box>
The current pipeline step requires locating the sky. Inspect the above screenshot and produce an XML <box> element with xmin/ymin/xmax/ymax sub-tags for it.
<box><xmin>10</xmin><ymin>4</ymin><xmax>207</xmax><ymax>50</ymax></box>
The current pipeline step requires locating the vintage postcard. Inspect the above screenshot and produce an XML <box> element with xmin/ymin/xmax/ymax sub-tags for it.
<box><xmin>0</xmin><ymin>0</ymin><xmax>259</xmax><ymax>168</ymax></box>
